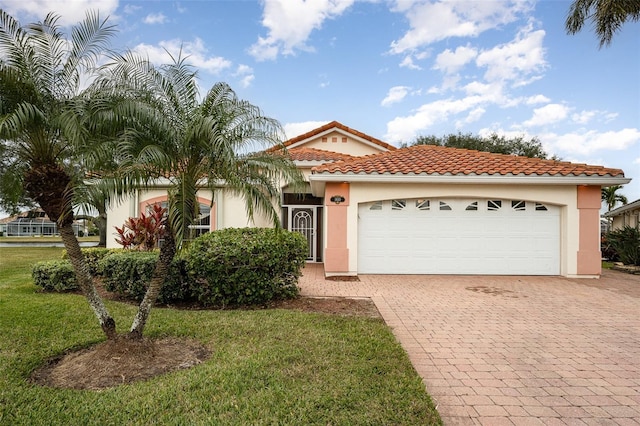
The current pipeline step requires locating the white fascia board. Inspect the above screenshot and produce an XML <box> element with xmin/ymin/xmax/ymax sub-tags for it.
<box><xmin>293</xmin><ymin>160</ymin><xmax>331</xmax><ymax>167</ymax></box>
<box><xmin>603</xmin><ymin>198</ymin><xmax>640</xmax><ymax>217</ymax></box>
<box><xmin>309</xmin><ymin>173</ymin><xmax>631</xmax><ymax>186</ymax></box>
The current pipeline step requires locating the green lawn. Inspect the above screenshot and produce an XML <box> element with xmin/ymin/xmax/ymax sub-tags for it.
<box><xmin>0</xmin><ymin>248</ymin><xmax>442</xmax><ymax>425</ymax></box>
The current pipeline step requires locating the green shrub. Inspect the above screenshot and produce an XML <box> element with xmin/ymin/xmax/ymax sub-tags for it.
<box><xmin>187</xmin><ymin>228</ymin><xmax>307</xmax><ymax>307</ymax></box>
<box><xmin>607</xmin><ymin>226</ymin><xmax>640</xmax><ymax>266</ymax></box>
<box><xmin>32</xmin><ymin>260</ymin><xmax>78</xmax><ymax>292</ymax></box>
<box><xmin>62</xmin><ymin>247</ymin><xmax>121</xmax><ymax>276</ymax></box>
<box><xmin>99</xmin><ymin>251</ymin><xmax>193</xmax><ymax>304</ymax></box>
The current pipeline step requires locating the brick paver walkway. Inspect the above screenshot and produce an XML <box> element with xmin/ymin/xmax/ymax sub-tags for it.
<box><xmin>299</xmin><ymin>265</ymin><xmax>640</xmax><ymax>425</ymax></box>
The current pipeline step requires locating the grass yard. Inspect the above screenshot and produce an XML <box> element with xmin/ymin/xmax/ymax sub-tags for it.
<box><xmin>0</xmin><ymin>248</ymin><xmax>442</xmax><ymax>425</ymax></box>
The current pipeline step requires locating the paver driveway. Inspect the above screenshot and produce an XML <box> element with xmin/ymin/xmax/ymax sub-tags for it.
<box><xmin>299</xmin><ymin>265</ymin><xmax>640</xmax><ymax>425</ymax></box>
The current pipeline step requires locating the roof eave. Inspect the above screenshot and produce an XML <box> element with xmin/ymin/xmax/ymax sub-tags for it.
<box><xmin>309</xmin><ymin>173</ymin><xmax>631</xmax><ymax>197</ymax></box>
<box><xmin>603</xmin><ymin>198</ymin><xmax>640</xmax><ymax>217</ymax></box>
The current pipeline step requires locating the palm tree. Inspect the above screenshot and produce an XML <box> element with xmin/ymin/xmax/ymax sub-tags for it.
<box><xmin>602</xmin><ymin>185</ymin><xmax>628</xmax><ymax>212</ymax></box>
<box><xmin>566</xmin><ymin>0</ymin><xmax>640</xmax><ymax>47</ymax></box>
<box><xmin>87</xmin><ymin>53</ymin><xmax>303</xmax><ymax>338</ymax></box>
<box><xmin>0</xmin><ymin>11</ymin><xmax>117</xmax><ymax>339</ymax></box>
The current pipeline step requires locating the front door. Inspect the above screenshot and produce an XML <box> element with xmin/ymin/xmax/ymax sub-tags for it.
<box><xmin>289</xmin><ymin>206</ymin><xmax>318</xmax><ymax>261</ymax></box>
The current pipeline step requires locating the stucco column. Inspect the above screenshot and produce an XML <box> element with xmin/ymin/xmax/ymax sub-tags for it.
<box><xmin>324</xmin><ymin>182</ymin><xmax>350</xmax><ymax>275</ymax></box>
<box><xmin>576</xmin><ymin>185</ymin><xmax>602</xmax><ymax>276</ymax></box>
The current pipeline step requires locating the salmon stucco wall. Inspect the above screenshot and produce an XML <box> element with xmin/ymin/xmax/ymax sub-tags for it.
<box><xmin>576</xmin><ymin>185</ymin><xmax>602</xmax><ymax>276</ymax></box>
<box><xmin>323</xmin><ymin>182</ymin><xmax>350</xmax><ymax>275</ymax></box>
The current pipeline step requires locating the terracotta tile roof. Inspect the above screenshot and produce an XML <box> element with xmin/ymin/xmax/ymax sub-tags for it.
<box><xmin>312</xmin><ymin>145</ymin><xmax>625</xmax><ymax>177</ymax></box>
<box><xmin>277</xmin><ymin>121</ymin><xmax>397</xmax><ymax>152</ymax></box>
<box><xmin>288</xmin><ymin>147</ymin><xmax>355</xmax><ymax>162</ymax></box>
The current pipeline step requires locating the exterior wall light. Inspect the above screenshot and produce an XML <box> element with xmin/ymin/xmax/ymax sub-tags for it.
<box><xmin>330</xmin><ymin>195</ymin><xmax>346</xmax><ymax>204</ymax></box>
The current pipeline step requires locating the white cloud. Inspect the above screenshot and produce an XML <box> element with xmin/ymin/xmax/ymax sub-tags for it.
<box><xmin>234</xmin><ymin>64</ymin><xmax>255</xmax><ymax>88</ymax></box>
<box><xmin>249</xmin><ymin>0</ymin><xmax>355</xmax><ymax>61</ymax></box>
<box><xmin>523</xmin><ymin>103</ymin><xmax>569</xmax><ymax>127</ymax></box>
<box><xmin>547</xmin><ymin>128</ymin><xmax>640</xmax><ymax>156</ymax></box>
<box><xmin>463</xmin><ymin>107</ymin><xmax>486</xmax><ymax>124</ymax></box>
<box><xmin>381</xmin><ymin>86</ymin><xmax>410</xmax><ymax>107</ymax></box>
<box><xmin>389</xmin><ymin>0</ymin><xmax>533</xmax><ymax>54</ymax></box>
<box><xmin>143</xmin><ymin>12</ymin><xmax>167</xmax><ymax>25</ymax></box>
<box><xmin>433</xmin><ymin>45</ymin><xmax>477</xmax><ymax>74</ymax></box>
<box><xmin>572</xmin><ymin>110</ymin><xmax>598</xmax><ymax>125</ymax></box>
<box><xmin>1</xmin><ymin>0</ymin><xmax>119</xmax><ymax>26</ymax></box>
<box><xmin>283</xmin><ymin>121</ymin><xmax>330</xmax><ymax>139</ymax></box>
<box><xmin>384</xmin><ymin>96</ymin><xmax>484</xmax><ymax>142</ymax></box>
<box><xmin>475</xmin><ymin>24</ymin><xmax>546</xmax><ymax>86</ymax></box>
<box><xmin>399</xmin><ymin>56</ymin><xmax>422</xmax><ymax>70</ymax></box>
<box><xmin>525</xmin><ymin>94</ymin><xmax>550</xmax><ymax>105</ymax></box>
<box><xmin>123</xmin><ymin>5</ymin><xmax>141</xmax><ymax>14</ymax></box>
<box><xmin>132</xmin><ymin>38</ymin><xmax>232</xmax><ymax>74</ymax></box>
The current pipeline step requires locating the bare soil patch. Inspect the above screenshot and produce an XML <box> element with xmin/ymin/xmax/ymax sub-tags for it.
<box><xmin>30</xmin><ymin>296</ymin><xmax>380</xmax><ymax>390</ymax></box>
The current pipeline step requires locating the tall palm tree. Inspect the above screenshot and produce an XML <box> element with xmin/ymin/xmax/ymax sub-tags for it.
<box><xmin>566</xmin><ymin>0</ymin><xmax>640</xmax><ymax>47</ymax></box>
<box><xmin>0</xmin><ymin>11</ymin><xmax>117</xmax><ymax>339</ymax></box>
<box><xmin>602</xmin><ymin>185</ymin><xmax>628</xmax><ymax>212</ymax></box>
<box><xmin>87</xmin><ymin>53</ymin><xmax>303</xmax><ymax>338</ymax></box>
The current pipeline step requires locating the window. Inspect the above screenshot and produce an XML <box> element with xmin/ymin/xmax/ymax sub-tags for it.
<box><xmin>535</xmin><ymin>203</ymin><xmax>548</xmax><ymax>211</ymax></box>
<box><xmin>439</xmin><ymin>201</ymin><xmax>452</xmax><ymax>211</ymax></box>
<box><xmin>369</xmin><ymin>201</ymin><xmax>383</xmax><ymax>211</ymax></box>
<box><xmin>465</xmin><ymin>201</ymin><xmax>478</xmax><ymax>211</ymax></box>
<box><xmin>512</xmin><ymin>200</ymin><xmax>526</xmax><ymax>211</ymax></box>
<box><xmin>188</xmin><ymin>204</ymin><xmax>212</xmax><ymax>237</ymax></box>
<box><xmin>488</xmin><ymin>200</ymin><xmax>502</xmax><ymax>211</ymax></box>
<box><xmin>392</xmin><ymin>199</ymin><xmax>406</xmax><ymax>210</ymax></box>
<box><xmin>416</xmin><ymin>199</ymin><xmax>430</xmax><ymax>210</ymax></box>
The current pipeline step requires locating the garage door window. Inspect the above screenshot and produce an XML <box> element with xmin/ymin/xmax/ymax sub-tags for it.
<box><xmin>416</xmin><ymin>199</ymin><xmax>430</xmax><ymax>210</ymax></box>
<box><xmin>488</xmin><ymin>200</ymin><xmax>502</xmax><ymax>211</ymax></box>
<box><xmin>439</xmin><ymin>201</ymin><xmax>452</xmax><ymax>211</ymax></box>
<box><xmin>465</xmin><ymin>201</ymin><xmax>478</xmax><ymax>211</ymax></box>
<box><xmin>535</xmin><ymin>203</ymin><xmax>548</xmax><ymax>211</ymax></box>
<box><xmin>512</xmin><ymin>200</ymin><xmax>526</xmax><ymax>211</ymax></box>
<box><xmin>369</xmin><ymin>201</ymin><xmax>382</xmax><ymax>210</ymax></box>
<box><xmin>392</xmin><ymin>199</ymin><xmax>406</xmax><ymax>210</ymax></box>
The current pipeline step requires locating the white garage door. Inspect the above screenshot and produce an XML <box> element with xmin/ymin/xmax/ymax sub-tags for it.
<box><xmin>358</xmin><ymin>198</ymin><xmax>560</xmax><ymax>275</ymax></box>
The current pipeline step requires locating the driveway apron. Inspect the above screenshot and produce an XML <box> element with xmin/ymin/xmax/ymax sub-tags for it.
<box><xmin>299</xmin><ymin>264</ymin><xmax>640</xmax><ymax>425</ymax></box>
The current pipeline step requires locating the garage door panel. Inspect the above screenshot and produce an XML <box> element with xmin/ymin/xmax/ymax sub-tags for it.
<box><xmin>358</xmin><ymin>198</ymin><xmax>560</xmax><ymax>275</ymax></box>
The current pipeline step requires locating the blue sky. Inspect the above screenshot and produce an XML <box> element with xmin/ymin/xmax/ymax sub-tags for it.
<box><xmin>2</xmin><ymin>0</ymin><xmax>639</xmax><ymax>202</ymax></box>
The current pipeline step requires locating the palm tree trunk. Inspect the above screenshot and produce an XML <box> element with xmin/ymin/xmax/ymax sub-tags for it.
<box><xmin>59</xmin><ymin>224</ymin><xmax>117</xmax><ymax>339</ymax></box>
<box><xmin>129</xmin><ymin>227</ymin><xmax>176</xmax><ymax>339</ymax></box>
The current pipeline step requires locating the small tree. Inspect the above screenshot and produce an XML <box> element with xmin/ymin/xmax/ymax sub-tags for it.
<box><xmin>602</xmin><ymin>185</ymin><xmax>628</xmax><ymax>212</ymax></box>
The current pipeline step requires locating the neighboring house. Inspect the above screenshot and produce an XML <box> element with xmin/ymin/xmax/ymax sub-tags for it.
<box><xmin>106</xmin><ymin>121</ymin><xmax>630</xmax><ymax>278</ymax></box>
<box><xmin>0</xmin><ymin>209</ymin><xmax>81</xmax><ymax>236</ymax></box>
<box><xmin>604</xmin><ymin>198</ymin><xmax>640</xmax><ymax>230</ymax></box>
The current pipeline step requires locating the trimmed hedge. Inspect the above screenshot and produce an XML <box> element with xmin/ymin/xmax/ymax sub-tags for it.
<box><xmin>62</xmin><ymin>247</ymin><xmax>121</xmax><ymax>276</ymax></box>
<box><xmin>32</xmin><ymin>228</ymin><xmax>308</xmax><ymax>307</ymax></box>
<box><xmin>99</xmin><ymin>251</ymin><xmax>193</xmax><ymax>304</ymax></box>
<box><xmin>187</xmin><ymin>228</ymin><xmax>307</xmax><ymax>307</ymax></box>
<box><xmin>32</xmin><ymin>260</ymin><xmax>78</xmax><ymax>292</ymax></box>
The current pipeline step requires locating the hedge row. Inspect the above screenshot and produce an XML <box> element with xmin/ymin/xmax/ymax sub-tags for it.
<box><xmin>31</xmin><ymin>228</ymin><xmax>308</xmax><ymax>306</ymax></box>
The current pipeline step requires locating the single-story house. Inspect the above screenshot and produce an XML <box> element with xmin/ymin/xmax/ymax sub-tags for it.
<box><xmin>604</xmin><ymin>198</ymin><xmax>640</xmax><ymax>230</ymax></box>
<box><xmin>0</xmin><ymin>209</ymin><xmax>82</xmax><ymax>236</ymax></box>
<box><xmin>106</xmin><ymin>121</ymin><xmax>630</xmax><ymax>278</ymax></box>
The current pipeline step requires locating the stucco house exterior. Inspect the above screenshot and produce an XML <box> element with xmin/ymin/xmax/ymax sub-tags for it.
<box><xmin>106</xmin><ymin>121</ymin><xmax>630</xmax><ymax>278</ymax></box>
<box><xmin>604</xmin><ymin>198</ymin><xmax>640</xmax><ymax>230</ymax></box>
